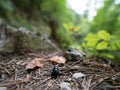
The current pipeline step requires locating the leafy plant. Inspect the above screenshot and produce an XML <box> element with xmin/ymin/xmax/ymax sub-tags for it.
<box><xmin>63</xmin><ymin>22</ymin><xmax>80</xmax><ymax>34</ymax></box>
<box><xmin>57</xmin><ymin>22</ymin><xmax>81</xmax><ymax>48</ymax></box>
<box><xmin>82</xmin><ymin>30</ymin><xmax>120</xmax><ymax>60</ymax></box>
<box><xmin>56</xmin><ymin>28</ymin><xmax>73</xmax><ymax>48</ymax></box>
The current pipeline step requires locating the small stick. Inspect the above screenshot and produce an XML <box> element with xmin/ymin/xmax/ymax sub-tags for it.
<box><xmin>106</xmin><ymin>86</ymin><xmax>120</xmax><ymax>89</ymax></box>
<box><xmin>33</xmin><ymin>77</ymin><xmax>51</xmax><ymax>87</ymax></box>
<box><xmin>0</xmin><ymin>79</ymin><xmax>29</xmax><ymax>87</ymax></box>
<box><xmin>90</xmin><ymin>77</ymin><xmax>110</xmax><ymax>89</ymax></box>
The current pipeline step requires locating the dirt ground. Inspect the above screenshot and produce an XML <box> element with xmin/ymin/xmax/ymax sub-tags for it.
<box><xmin>0</xmin><ymin>51</ymin><xmax>120</xmax><ymax>90</ymax></box>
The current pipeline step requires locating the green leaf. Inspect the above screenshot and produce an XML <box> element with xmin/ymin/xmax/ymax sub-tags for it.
<box><xmin>63</xmin><ymin>24</ymin><xmax>69</xmax><ymax>30</ymax></box>
<box><xmin>82</xmin><ymin>43</ymin><xmax>87</xmax><ymax>48</ymax></box>
<box><xmin>101</xmin><ymin>53</ymin><xmax>114</xmax><ymax>59</ymax></box>
<box><xmin>86</xmin><ymin>41</ymin><xmax>98</xmax><ymax>47</ymax></box>
<box><xmin>98</xmin><ymin>30</ymin><xmax>110</xmax><ymax>41</ymax></box>
<box><xmin>85</xmin><ymin>33</ymin><xmax>100</xmax><ymax>42</ymax></box>
<box><xmin>111</xmin><ymin>41</ymin><xmax>118</xmax><ymax>50</ymax></box>
<box><xmin>74</xmin><ymin>26</ymin><xmax>80</xmax><ymax>31</ymax></box>
<box><xmin>63</xmin><ymin>22</ymin><xmax>74</xmax><ymax>32</ymax></box>
<box><xmin>67</xmin><ymin>22</ymin><xmax>73</xmax><ymax>29</ymax></box>
<box><xmin>115</xmin><ymin>41</ymin><xmax>120</xmax><ymax>49</ymax></box>
<box><xmin>111</xmin><ymin>44</ymin><xmax>118</xmax><ymax>51</ymax></box>
<box><xmin>111</xmin><ymin>40</ymin><xmax>120</xmax><ymax>50</ymax></box>
<box><xmin>97</xmin><ymin>41</ymin><xmax>108</xmax><ymax>50</ymax></box>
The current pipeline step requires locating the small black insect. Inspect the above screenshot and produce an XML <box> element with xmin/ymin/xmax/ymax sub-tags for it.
<box><xmin>51</xmin><ymin>65</ymin><xmax>60</xmax><ymax>79</ymax></box>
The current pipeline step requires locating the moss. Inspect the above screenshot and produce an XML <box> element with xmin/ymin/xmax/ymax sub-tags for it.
<box><xmin>2</xmin><ymin>36</ymin><xmax>15</xmax><ymax>53</ymax></box>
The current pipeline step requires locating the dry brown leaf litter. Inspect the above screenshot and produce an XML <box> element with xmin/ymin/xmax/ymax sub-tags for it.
<box><xmin>26</xmin><ymin>58</ymin><xmax>44</xmax><ymax>70</ymax></box>
<box><xmin>50</xmin><ymin>56</ymin><xmax>66</xmax><ymax>64</ymax></box>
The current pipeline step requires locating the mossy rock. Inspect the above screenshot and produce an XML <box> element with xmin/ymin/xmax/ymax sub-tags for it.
<box><xmin>0</xmin><ymin>19</ymin><xmax>57</xmax><ymax>53</ymax></box>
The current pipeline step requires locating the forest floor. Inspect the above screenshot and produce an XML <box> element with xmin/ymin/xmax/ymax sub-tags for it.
<box><xmin>0</xmin><ymin>50</ymin><xmax>120</xmax><ymax>90</ymax></box>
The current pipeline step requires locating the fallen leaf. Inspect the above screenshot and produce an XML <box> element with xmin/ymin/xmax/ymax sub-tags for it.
<box><xmin>26</xmin><ymin>58</ymin><xmax>44</xmax><ymax>70</ymax></box>
<box><xmin>50</xmin><ymin>56</ymin><xmax>66</xmax><ymax>64</ymax></box>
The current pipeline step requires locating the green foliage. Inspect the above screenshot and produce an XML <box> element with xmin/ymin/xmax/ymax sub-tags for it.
<box><xmin>100</xmin><ymin>53</ymin><xmax>114</xmax><ymax>59</ymax></box>
<box><xmin>88</xmin><ymin>0</ymin><xmax>120</xmax><ymax>62</ymax></box>
<box><xmin>0</xmin><ymin>0</ymin><xmax>14</xmax><ymax>18</ymax></box>
<box><xmin>97</xmin><ymin>41</ymin><xmax>108</xmax><ymax>50</ymax></box>
<box><xmin>84</xmin><ymin>33</ymin><xmax>99</xmax><ymax>47</ymax></box>
<box><xmin>56</xmin><ymin>28</ymin><xmax>73</xmax><ymax>48</ymax></box>
<box><xmin>82</xmin><ymin>30</ymin><xmax>120</xmax><ymax>60</ymax></box>
<box><xmin>40</xmin><ymin>0</ymin><xmax>74</xmax><ymax>22</ymax></box>
<box><xmin>63</xmin><ymin>22</ymin><xmax>80</xmax><ymax>33</ymax></box>
<box><xmin>90</xmin><ymin>0</ymin><xmax>120</xmax><ymax>36</ymax></box>
<box><xmin>0</xmin><ymin>0</ymin><xmax>73</xmax><ymax>23</ymax></box>
<box><xmin>57</xmin><ymin>22</ymin><xmax>81</xmax><ymax>48</ymax></box>
<box><xmin>98</xmin><ymin>30</ymin><xmax>110</xmax><ymax>41</ymax></box>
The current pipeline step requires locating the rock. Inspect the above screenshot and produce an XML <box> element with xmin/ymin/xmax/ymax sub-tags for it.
<box><xmin>0</xmin><ymin>87</ymin><xmax>7</xmax><ymax>90</ymax></box>
<box><xmin>72</xmin><ymin>72</ymin><xmax>85</xmax><ymax>79</ymax></box>
<box><xmin>65</xmin><ymin>48</ymin><xmax>83</xmax><ymax>61</ymax></box>
<box><xmin>0</xmin><ymin>19</ymin><xmax>57</xmax><ymax>53</ymax></box>
<box><xmin>59</xmin><ymin>82</ymin><xmax>72</xmax><ymax>90</ymax></box>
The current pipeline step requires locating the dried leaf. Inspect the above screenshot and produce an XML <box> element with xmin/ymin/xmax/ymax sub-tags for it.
<box><xmin>26</xmin><ymin>58</ymin><xmax>44</xmax><ymax>70</ymax></box>
<box><xmin>50</xmin><ymin>56</ymin><xmax>66</xmax><ymax>64</ymax></box>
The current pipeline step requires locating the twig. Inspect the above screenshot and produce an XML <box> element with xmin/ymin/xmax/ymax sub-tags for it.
<box><xmin>0</xmin><ymin>79</ymin><xmax>29</xmax><ymax>87</ymax></box>
<box><xmin>44</xmin><ymin>80</ymin><xmax>53</xmax><ymax>90</ymax></box>
<box><xmin>81</xmin><ymin>75</ymin><xmax>93</xmax><ymax>90</ymax></box>
<box><xmin>28</xmin><ymin>81</ymin><xmax>35</xmax><ymax>86</ymax></box>
<box><xmin>90</xmin><ymin>76</ymin><xmax>110</xmax><ymax>89</ymax></box>
<box><xmin>83</xmin><ymin>61</ymin><xmax>112</xmax><ymax>70</ymax></box>
<box><xmin>32</xmin><ymin>77</ymin><xmax>51</xmax><ymax>87</ymax></box>
<box><xmin>87</xmin><ymin>75</ymin><xmax>93</xmax><ymax>89</ymax></box>
<box><xmin>4</xmin><ymin>68</ymin><xmax>10</xmax><ymax>75</ymax></box>
<box><xmin>6</xmin><ymin>58</ymin><xmax>16</xmax><ymax>65</ymax></box>
<box><xmin>106</xmin><ymin>86</ymin><xmax>120</xmax><ymax>89</ymax></box>
<box><xmin>27</xmin><ymin>53</ymin><xmax>42</xmax><ymax>58</ymax></box>
<box><xmin>75</xmin><ymin>78</ymin><xmax>83</xmax><ymax>89</ymax></box>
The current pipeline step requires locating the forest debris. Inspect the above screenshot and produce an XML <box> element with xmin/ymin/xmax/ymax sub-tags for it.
<box><xmin>81</xmin><ymin>75</ymin><xmax>93</xmax><ymax>90</ymax></box>
<box><xmin>33</xmin><ymin>77</ymin><xmax>51</xmax><ymax>87</ymax></box>
<box><xmin>26</xmin><ymin>58</ymin><xmax>44</xmax><ymax>70</ymax></box>
<box><xmin>83</xmin><ymin>60</ymin><xmax>112</xmax><ymax>70</ymax></box>
<box><xmin>50</xmin><ymin>56</ymin><xmax>66</xmax><ymax>64</ymax></box>
<box><xmin>0</xmin><ymin>79</ymin><xmax>29</xmax><ymax>87</ymax></box>
<box><xmin>0</xmin><ymin>51</ymin><xmax>119</xmax><ymax>90</ymax></box>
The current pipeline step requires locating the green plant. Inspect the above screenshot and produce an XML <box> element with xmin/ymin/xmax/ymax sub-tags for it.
<box><xmin>56</xmin><ymin>28</ymin><xmax>73</xmax><ymax>48</ymax></box>
<box><xmin>57</xmin><ymin>22</ymin><xmax>81</xmax><ymax>48</ymax></box>
<box><xmin>82</xmin><ymin>30</ymin><xmax>120</xmax><ymax>60</ymax></box>
<box><xmin>63</xmin><ymin>22</ymin><xmax>80</xmax><ymax>34</ymax></box>
<box><xmin>0</xmin><ymin>0</ymin><xmax>14</xmax><ymax>18</ymax></box>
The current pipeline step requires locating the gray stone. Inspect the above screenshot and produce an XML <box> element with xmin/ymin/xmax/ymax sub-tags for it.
<box><xmin>59</xmin><ymin>82</ymin><xmax>72</xmax><ymax>90</ymax></box>
<box><xmin>72</xmin><ymin>72</ymin><xmax>85</xmax><ymax>79</ymax></box>
<box><xmin>0</xmin><ymin>19</ymin><xmax>57</xmax><ymax>53</ymax></box>
<box><xmin>0</xmin><ymin>87</ymin><xmax>7</xmax><ymax>90</ymax></box>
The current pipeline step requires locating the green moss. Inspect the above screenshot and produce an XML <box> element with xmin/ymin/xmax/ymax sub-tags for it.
<box><xmin>2</xmin><ymin>37</ymin><xmax>15</xmax><ymax>53</ymax></box>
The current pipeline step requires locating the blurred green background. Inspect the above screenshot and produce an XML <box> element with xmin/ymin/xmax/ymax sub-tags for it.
<box><xmin>0</xmin><ymin>0</ymin><xmax>120</xmax><ymax>62</ymax></box>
